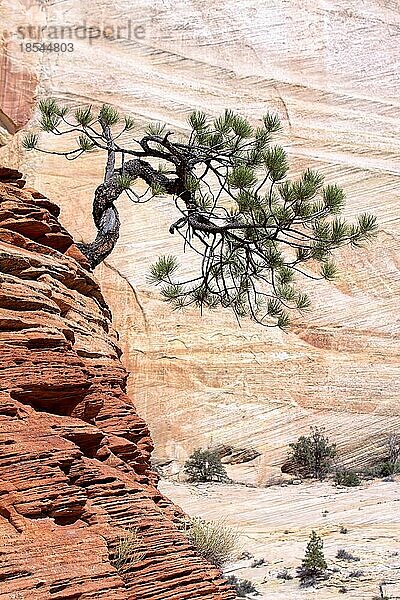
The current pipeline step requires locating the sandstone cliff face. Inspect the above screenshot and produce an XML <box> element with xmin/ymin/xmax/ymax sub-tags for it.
<box><xmin>1</xmin><ymin>0</ymin><xmax>400</xmax><ymax>484</ymax></box>
<box><xmin>0</xmin><ymin>170</ymin><xmax>235</xmax><ymax>600</ymax></box>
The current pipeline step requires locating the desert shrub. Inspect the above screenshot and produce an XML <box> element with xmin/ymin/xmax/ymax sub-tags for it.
<box><xmin>183</xmin><ymin>517</ymin><xmax>239</xmax><ymax>567</ymax></box>
<box><xmin>239</xmin><ymin>551</ymin><xmax>254</xmax><ymax>560</ymax></box>
<box><xmin>336</xmin><ymin>549</ymin><xmax>360</xmax><ymax>562</ymax></box>
<box><xmin>297</xmin><ymin>531</ymin><xmax>327</xmax><ymax>583</ymax></box>
<box><xmin>349</xmin><ymin>570</ymin><xmax>364</xmax><ymax>578</ymax></box>
<box><xmin>339</xmin><ymin>587</ymin><xmax>348</xmax><ymax>594</ymax></box>
<box><xmin>184</xmin><ymin>448</ymin><xmax>229</xmax><ymax>483</ymax></box>
<box><xmin>387</xmin><ymin>433</ymin><xmax>400</xmax><ymax>474</ymax></box>
<box><xmin>251</xmin><ymin>557</ymin><xmax>266</xmax><ymax>568</ymax></box>
<box><xmin>335</xmin><ymin>470</ymin><xmax>361</xmax><ymax>487</ymax></box>
<box><xmin>363</xmin><ymin>456</ymin><xmax>400</xmax><ymax>480</ymax></box>
<box><xmin>365</xmin><ymin>462</ymin><xmax>397</xmax><ymax>478</ymax></box>
<box><xmin>110</xmin><ymin>527</ymin><xmax>145</xmax><ymax>573</ymax></box>
<box><xmin>225</xmin><ymin>575</ymin><xmax>259</xmax><ymax>597</ymax></box>
<box><xmin>289</xmin><ymin>427</ymin><xmax>336</xmax><ymax>479</ymax></box>
<box><xmin>340</xmin><ymin>526</ymin><xmax>348</xmax><ymax>534</ymax></box>
<box><xmin>277</xmin><ymin>568</ymin><xmax>293</xmax><ymax>580</ymax></box>
<box><xmin>377</xmin><ymin>460</ymin><xmax>400</xmax><ymax>477</ymax></box>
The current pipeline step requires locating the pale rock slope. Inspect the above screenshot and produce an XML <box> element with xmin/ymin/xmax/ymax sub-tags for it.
<box><xmin>160</xmin><ymin>477</ymin><xmax>400</xmax><ymax>600</ymax></box>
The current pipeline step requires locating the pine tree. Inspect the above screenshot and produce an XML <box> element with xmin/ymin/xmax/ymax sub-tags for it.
<box><xmin>184</xmin><ymin>449</ymin><xmax>229</xmax><ymax>483</ymax></box>
<box><xmin>298</xmin><ymin>531</ymin><xmax>327</xmax><ymax>582</ymax></box>
<box><xmin>289</xmin><ymin>427</ymin><xmax>336</xmax><ymax>479</ymax></box>
<box><xmin>24</xmin><ymin>100</ymin><xmax>378</xmax><ymax>328</ymax></box>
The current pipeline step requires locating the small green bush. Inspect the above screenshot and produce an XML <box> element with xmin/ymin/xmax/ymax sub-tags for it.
<box><xmin>335</xmin><ymin>470</ymin><xmax>361</xmax><ymax>487</ymax></box>
<box><xmin>183</xmin><ymin>517</ymin><xmax>239</xmax><ymax>567</ymax></box>
<box><xmin>377</xmin><ymin>460</ymin><xmax>400</xmax><ymax>477</ymax></box>
<box><xmin>184</xmin><ymin>448</ymin><xmax>229</xmax><ymax>483</ymax></box>
<box><xmin>289</xmin><ymin>427</ymin><xmax>336</xmax><ymax>479</ymax></box>
<box><xmin>297</xmin><ymin>531</ymin><xmax>327</xmax><ymax>583</ymax></box>
<box><xmin>363</xmin><ymin>460</ymin><xmax>400</xmax><ymax>479</ymax></box>
<box><xmin>387</xmin><ymin>433</ymin><xmax>400</xmax><ymax>474</ymax></box>
<box><xmin>226</xmin><ymin>575</ymin><xmax>259</xmax><ymax>597</ymax></box>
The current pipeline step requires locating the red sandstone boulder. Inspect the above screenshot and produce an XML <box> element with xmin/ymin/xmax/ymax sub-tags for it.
<box><xmin>0</xmin><ymin>174</ymin><xmax>235</xmax><ymax>600</ymax></box>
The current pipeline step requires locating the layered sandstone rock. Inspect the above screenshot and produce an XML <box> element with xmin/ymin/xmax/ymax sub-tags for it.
<box><xmin>0</xmin><ymin>170</ymin><xmax>235</xmax><ymax>600</ymax></box>
<box><xmin>1</xmin><ymin>0</ymin><xmax>400</xmax><ymax>484</ymax></box>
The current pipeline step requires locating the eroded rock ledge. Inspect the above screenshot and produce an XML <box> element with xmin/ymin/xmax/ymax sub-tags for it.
<box><xmin>0</xmin><ymin>168</ymin><xmax>235</xmax><ymax>600</ymax></box>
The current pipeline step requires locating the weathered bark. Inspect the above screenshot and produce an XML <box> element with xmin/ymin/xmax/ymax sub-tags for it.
<box><xmin>77</xmin><ymin>204</ymin><xmax>120</xmax><ymax>268</ymax></box>
<box><xmin>78</xmin><ymin>158</ymin><xmax>181</xmax><ymax>268</ymax></box>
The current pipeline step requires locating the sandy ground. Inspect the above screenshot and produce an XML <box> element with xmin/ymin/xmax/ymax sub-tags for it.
<box><xmin>159</xmin><ymin>478</ymin><xmax>400</xmax><ymax>599</ymax></box>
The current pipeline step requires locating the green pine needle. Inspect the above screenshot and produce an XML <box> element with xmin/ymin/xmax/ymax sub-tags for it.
<box><xmin>277</xmin><ymin>283</ymin><xmax>296</xmax><ymax>301</ymax></box>
<box><xmin>197</xmin><ymin>193</ymin><xmax>214</xmax><ymax>211</ymax></box>
<box><xmin>296</xmin><ymin>247</ymin><xmax>311</xmax><ymax>262</ymax></box>
<box><xmin>321</xmin><ymin>261</ymin><xmax>338</xmax><ymax>281</ymax></box>
<box><xmin>231</xmin><ymin>115</ymin><xmax>253</xmax><ymax>138</ymax></box>
<box><xmin>264</xmin><ymin>146</ymin><xmax>288</xmax><ymax>182</ymax></box>
<box><xmin>323</xmin><ymin>184</ymin><xmax>345</xmax><ymax>214</ymax></box>
<box><xmin>277</xmin><ymin>267</ymin><xmax>294</xmax><ymax>285</ymax></box>
<box><xmin>184</xmin><ymin>174</ymin><xmax>200</xmax><ymax>192</ymax></box>
<box><xmin>116</xmin><ymin>174</ymin><xmax>134</xmax><ymax>189</ymax></box>
<box><xmin>39</xmin><ymin>114</ymin><xmax>60</xmax><ymax>132</ymax></box>
<box><xmin>74</xmin><ymin>106</ymin><xmax>94</xmax><ymax>127</ymax></box>
<box><xmin>161</xmin><ymin>284</ymin><xmax>182</xmax><ymax>300</ymax></box>
<box><xmin>148</xmin><ymin>255</ymin><xmax>179</xmax><ymax>284</ymax></box>
<box><xmin>100</xmin><ymin>104</ymin><xmax>120</xmax><ymax>126</ymax></box>
<box><xmin>213</xmin><ymin>114</ymin><xmax>231</xmax><ymax>134</ymax></box>
<box><xmin>145</xmin><ymin>122</ymin><xmax>166</xmax><ymax>137</ymax></box>
<box><xmin>188</xmin><ymin>111</ymin><xmax>208</xmax><ymax>131</ymax></box>
<box><xmin>124</xmin><ymin>116</ymin><xmax>135</xmax><ymax>131</ymax></box>
<box><xmin>302</xmin><ymin>168</ymin><xmax>324</xmax><ymax>190</ymax></box>
<box><xmin>228</xmin><ymin>165</ymin><xmax>256</xmax><ymax>189</ymax></box>
<box><xmin>236</xmin><ymin>190</ymin><xmax>262</xmax><ymax>213</ymax></box>
<box><xmin>279</xmin><ymin>181</ymin><xmax>296</xmax><ymax>203</ymax></box>
<box><xmin>151</xmin><ymin>183</ymin><xmax>166</xmax><ymax>196</ymax></box>
<box><xmin>313</xmin><ymin>220</ymin><xmax>331</xmax><ymax>241</ymax></box>
<box><xmin>277</xmin><ymin>312</ymin><xmax>290</xmax><ymax>329</ymax></box>
<box><xmin>78</xmin><ymin>134</ymin><xmax>95</xmax><ymax>152</ymax></box>
<box><xmin>263</xmin><ymin>112</ymin><xmax>282</xmax><ymax>133</ymax></box>
<box><xmin>296</xmin><ymin>293</ymin><xmax>311</xmax><ymax>310</ymax></box>
<box><xmin>357</xmin><ymin>213</ymin><xmax>378</xmax><ymax>237</ymax></box>
<box><xmin>22</xmin><ymin>133</ymin><xmax>39</xmax><ymax>150</ymax></box>
<box><xmin>267</xmin><ymin>298</ymin><xmax>283</xmax><ymax>317</ymax></box>
<box><xmin>264</xmin><ymin>245</ymin><xmax>284</xmax><ymax>268</ymax></box>
<box><xmin>330</xmin><ymin>218</ymin><xmax>349</xmax><ymax>242</ymax></box>
<box><xmin>38</xmin><ymin>98</ymin><xmax>59</xmax><ymax>117</ymax></box>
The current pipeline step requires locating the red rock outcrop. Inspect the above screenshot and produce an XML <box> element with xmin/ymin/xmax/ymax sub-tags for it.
<box><xmin>0</xmin><ymin>44</ymin><xmax>37</xmax><ymax>134</ymax></box>
<box><xmin>0</xmin><ymin>169</ymin><xmax>235</xmax><ymax>600</ymax></box>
